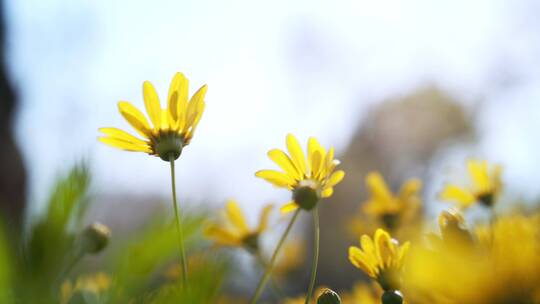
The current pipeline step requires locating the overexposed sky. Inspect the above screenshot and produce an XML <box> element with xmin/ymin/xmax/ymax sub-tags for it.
<box><xmin>7</xmin><ymin>0</ymin><xmax>540</xmax><ymax>216</ymax></box>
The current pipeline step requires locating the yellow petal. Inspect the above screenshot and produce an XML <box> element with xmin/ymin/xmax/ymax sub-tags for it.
<box><xmin>98</xmin><ymin>137</ymin><xmax>151</xmax><ymax>153</ymax></box>
<box><xmin>440</xmin><ymin>184</ymin><xmax>476</xmax><ymax>207</ymax></box>
<box><xmin>257</xmin><ymin>204</ymin><xmax>274</xmax><ymax>233</ymax></box>
<box><xmin>185</xmin><ymin>85</ymin><xmax>207</xmax><ymax>129</ymax></box>
<box><xmin>467</xmin><ymin>159</ymin><xmax>489</xmax><ymax>193</ymax></box>
<box><xmin>491</xmin><ymin>164</ymin><xmax>503</xmax><ymax>192</ymax></box>
<box><xmin>310</xmin><ymin>150</ymin><xmax>323</xmax><ymax>179</ymax></box>
<box><xmin>167</xmin><ymin>73</ymin><xmax>187</xmax><ymax>122</ymax></box>
<box><xmin>349</xmin><ymin>246</ymin><xmax>376</xmax><ymax>278</ymax></box>
<box><xmin>366</xmin><ymin>172</ymin><xmax>393</xmax><ymax>203</ymax></box>
<box><xmin>204</xmin><ymin>225</ymin><xmax>241</xmax><ymax>246</ymax></box>
<box><xmin>308</xmin><ymin>137</ymin><xmax>326</xmax><ymax>170</ymax></box>
<box><xmin>398</xmin><ymin>178</ymin><xmax>422</xmax><ymax>200</ymax></box>
<box><xmin>184</xmin><ymin>100</ymin><xmax>206</xmax><ymax>143</ymax></box>
<box><xmin>374</xmin><ymin>229</ymin><xmax>393</xmax><ymax>268</ymax></box>
<box><xmin>268</xmin><ymin>149</ymin><xmax>301</xmax><ymax>180</ymax></box>
<box><xmin>142</xmin><ymin>81</ymin><xmax>162</xmax><ymax>128</ymax></box>
<box><xmin>280</xmin><ymin>201</ymin><xmax>299</xmax><ymax>213</ymax></box>
<box><xmin>396</xmin><ymin>241</ymin><xmax>410</xmax><ymax>268</ymax></box>
<box><xmin>286</xmin><ymin>134</ymin><xmax>307</xmax><ymax>175</ymax></box>
<box><xmin>327</xmin><ymin>170</ymin><xmax>345</xmax><ymax>188</ymax></box>
<box><xmin>321</xmin><ymin>187</ymin><xmax>333</xmax><ymax>198</ymax></box>
<box><xmin>99</xmin><ymin>127</ymin><xmax>148</xmax><ymax>146</ymax></box>
<box><xmin>117</xmin><ymin>101</ymin><xmax>152</xmax><ymax>137</ymax></box>
<box><xmin>323</xmin><ymin>147</ymin><xmax>338</xmax><ymax>173</ymax></box>
<box><xmin>255</xmin><ymin>170</ymin><xmax>296</xmax><ymax>188</ymax></box>
<box><xmin>225</xmin><ymin>200</ymin><xmax>250</xmax><ymax>234</ymax></box>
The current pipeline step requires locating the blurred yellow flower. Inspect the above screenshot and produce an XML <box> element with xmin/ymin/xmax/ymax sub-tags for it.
<box><xmin>61</xmin><ymin>272</ymin><xmax>111</xmax><ymax>304</ymax></box>
<box><xmin>440</xmin><ymin>159</ymin><xmax>502</xmax><ymax>209</ymax></box>
<box><xmin>340</xmin><ymin>282</ymin><xmax>382</xmax><ymax>304</ymax></box>
<box><xmin>99</xmin><ymin>72</ymin><xmax>207</xmax><ymax>161</ymax></box>
<box><xmin>362</xmin><ymin>172</ymin><xmax>422</xmax><ymax>231</ymax></box>
<box><xmin>273</xmin><ymin>241</ymin><xmax>305</xmax><ymax>280</ymax></box>
<box><xmin>404</xmin><ymin>214</ymin><xmax>540</xmax><ymax>304</ymax></box>
<box><xmin>349</xmin><ymin>229</ymin><xmax>409</xmax><ymax>291</ymax></box>
<box><xmin>204</xmin><ymin>200</ymin><xmax>273</xmax><ymax>252</ymax></box>
<box><xmin>256</xmin><ymin>134</ymin><xmax>345</xmax><ymax>213</ymax></box>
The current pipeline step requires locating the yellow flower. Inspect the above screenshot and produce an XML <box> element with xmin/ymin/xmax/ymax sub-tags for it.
<box><xmin>204</xmin><ymin>200</ymin><xmax>273</xmax><ymax>252</ymax></box>
<box><xmin>99</xmin><ymin>72</ymin><xmax>207</xmax><ymax>161</ymax></box>
<box><xmin>362</xmin><ymin>172</ymin><xmax>422</xmax><ymax>231</ymax></box>
<box><xmin>349</xmin><ymin>229</ymin><xmax>410</xmax><ymax>291</ymax></box>
<box><xmin>256</xmin><ymin>134</ymin><xmax>345</xmax><ymax>213</ymax></box>
<box><xmin>440</xmin><ymin>159</ymin><xmax>502</xmax><ymax>208</ymax></box>
<box><xmin>404</xmin><ymin>214</ymin><xmax>540</xmax><ymax>304</ymax></box>
<box><xmin>273</xmin><ymin>241</ymin><xmax>305</xmax><ymax>280</ymax></box>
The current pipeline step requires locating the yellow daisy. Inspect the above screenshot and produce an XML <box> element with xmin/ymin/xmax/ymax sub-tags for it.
<box><xmin>362</xmin><ymin>172</ymin><xmax>422</xmax><ymax>231</ymax></box>
<box><xmin>426</xmin><ymin>210</ymin><xmax>474</xmax><ymax>252</ymax></box>
<box><xmin>99</xmin><ymin>72</ymin><xmax>207</xmax><ymax>161</ymax></box>
<box><xmin>255</xmin><ymin>134</ymin><xmax>345</xmax><ymax>213</ymax></box>
<box><xmin>349</xmin><ymin>229</ymin><xmax>410</xmax><ymax>291</ymax></box>
<box><xmin>440</xmin><ymin>159</ymin><xmax>502</xmax><ymax>208</ymax></box>
<box><xmin>204</xmin><ymin>200</ymin><xmax>273</xmax><ymax>252</ymax></box>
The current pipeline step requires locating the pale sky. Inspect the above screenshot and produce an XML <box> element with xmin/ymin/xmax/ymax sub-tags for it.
<box><xmin>7</xmin><ymin>0</ymin><xmax>540</xmax><ymax>217</ymax></box>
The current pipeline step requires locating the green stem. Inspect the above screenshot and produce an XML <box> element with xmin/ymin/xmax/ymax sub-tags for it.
<box><xmin>169</xmin><ymin>155</ymin><xmax>188</xmax><ymax>288</ymax></box>
<box><xmin>254</xmin><ymin>251</ymin><xmax>286</xmax><ymax>300</ymax></box>
<box><xmin>250</xmin><ymin>209</ymin><xmax>301</xmax><ymax>304</ymax></box>
<box><xmin>305</xmin><ymin>207</ymin><xmax>320</xmax><ymax>304</ymax></box>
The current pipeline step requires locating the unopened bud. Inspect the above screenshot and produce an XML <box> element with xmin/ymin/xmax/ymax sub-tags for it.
<box><xmin>80</xmin><ymin>222</ymin><xmax>111</xmax><ymax>254</ymax></box>
<box><xmin>382</xmin><ymin>290</ymin><xmax>403</xmax><ymax>304</ymax></box>
<box><xmin>317</xmin><ymin>288</ymin><xmax>341</xmax><ymax>304</ymax></box>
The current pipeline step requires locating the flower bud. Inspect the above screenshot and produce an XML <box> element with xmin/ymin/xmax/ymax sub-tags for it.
<box><xmin>317</xmin><ymin>288</ymin><xmax>342</xmax><ymax>304</ymax></box>
<box><xmin>382</xmin><ymin>290</ymin><xmax>403</xmax><ymax>304</ymax></box>
<box><xmin>293</xmin><ymin>180</ymin><xmax>320</xmax><ymax>211</ymax></box>
<box><xmin>80</xmin><ymin>222</ymin><xmax>111</xmax><ymax>254</ymax></box>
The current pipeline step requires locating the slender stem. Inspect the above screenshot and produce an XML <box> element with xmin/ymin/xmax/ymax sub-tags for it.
<box><xmin>250</xmin><ymin>209</ymin><xmax>301</xmax><ymax>304</ymax></box>
<box><xmin>57</xmin><ymin>251</ymin><xmax>84</xmax><ymax>285</ymax></box>
<box><xmin>305</xmin><ymin>207</ymin><xmax>320</xmax><ymax>304</ymax></box>
<box><xmin>254</xmin><ymin>251</ymin><xmax>286</xmax><ymax>300</ymax></box>
<box><xmin>169</xmin><ymin>155</ymin><xmax>188</xmax><ymax>287</ymax></box>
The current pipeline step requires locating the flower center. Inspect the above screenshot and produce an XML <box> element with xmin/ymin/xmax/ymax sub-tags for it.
<box><xmin>242</xmin><ymin>233</ymin><xmax>259</xmax><ymax>252</ymax></box>
<box><xmin>477</xmin><ymin>192</ymin><xmax>494</xmax><ymax>207</ymax></box>
<box><xmin>380</xmin><ymin>213</ymin><xmax>400</xmax><ymax>231</ymax></box>
<box><xmin>293</xmin><ymin>180</ymin><xmax>321</xmax><ymax>211</ymax></box>
<box><xmin>154</xmin><ymin>132</ymin><xmax>184</xmax><ymax>161</ymax></box>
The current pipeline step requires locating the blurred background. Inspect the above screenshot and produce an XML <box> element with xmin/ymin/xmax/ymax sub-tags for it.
<box><xmin>2</xmin><ymin>0</ymin><xmax>540</xmax><ymax>300</ymax></box>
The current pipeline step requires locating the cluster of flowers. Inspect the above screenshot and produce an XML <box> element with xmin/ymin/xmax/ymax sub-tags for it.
<box><xmin>99</xmin><ymin>72</ymin><xmax>540</xmax><ymax>304</ymax></box>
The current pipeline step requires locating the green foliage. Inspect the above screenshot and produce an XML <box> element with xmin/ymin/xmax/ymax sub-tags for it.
<box><xmin>26</xmin><ymin>163</ymin><xmax>90</xmax><ymax>272</ymax></box>
<box><xmin>22</xmin><ymin>162</ymin><xmax>92</xmax><ymax>302</ymax></box>
<box><xmin>105</xmin><ymin>212</ymin><xmax>229</xmax><ymax>303</ymax></box>
<box><xmin>0</xmin><ymin>162</ymin><xmax>231</xmax><ymax>304</ymax></box>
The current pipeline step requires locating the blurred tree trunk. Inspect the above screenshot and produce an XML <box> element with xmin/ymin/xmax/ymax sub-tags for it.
<box><xmin>0</xmin><ymin>1</ymin><xmax>26</xmax><ymax>228</ymax></box>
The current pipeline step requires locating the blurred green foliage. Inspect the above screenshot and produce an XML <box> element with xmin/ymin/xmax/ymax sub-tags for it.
<box><xmin>0</xmin><ymin>163</ymin><xmax>230</xmax><ymax>304</ymax></box>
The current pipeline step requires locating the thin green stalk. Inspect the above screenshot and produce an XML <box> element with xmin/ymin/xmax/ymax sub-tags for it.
<box><xmin>169</xmin><ymin>155</ymin><xmax>188</xmax><ymax>287</ymax></box>
<box><xmin>250</xmin><ymin>209</ymin><xmax>301</xmax><ymax>304</ymax></box>
<box><xmin>305</xmin><ymin>207</ymin><xmax>320</xmax><ymax>304</ymax></box>
<box><xmin>254</xmin><ymin>251</ymin><xmax>286</xmax><ymax>300</ymax></box>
